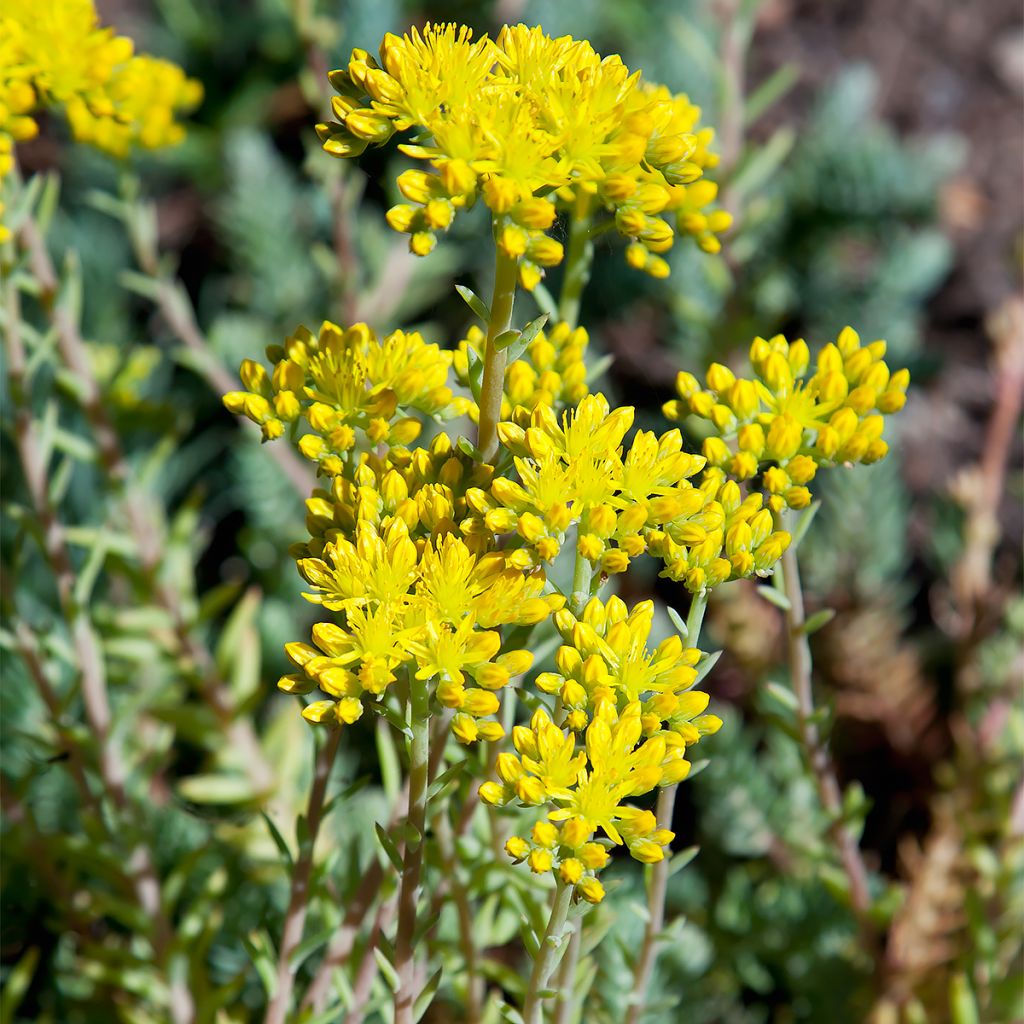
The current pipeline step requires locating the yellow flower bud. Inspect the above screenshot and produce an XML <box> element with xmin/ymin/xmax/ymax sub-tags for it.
<box><xmin>784</xmin><ymin>486</ymin><xmax>812</xmax><ymax>509</ymax></box>
<box><xmin>532</xmin><ymin>821</ymin><xmax>559</xmax><ymax>847</ymax></box>
<box><xmin>477</xmin><ymin>721</ymin><xmax>505</xmax><ymax>742</ymax></box>
<box><xmin>578</xmin><ymin>877</ymin><xmax>606</xmax><ymax>904</ymax></box>
<box><xmin>765</xmin><ymin>415</ymin><xmax>802</xmax><ymax>461</ymax></box>
<box><xmin>386</xmin><ymin>204</ymin><xmax>418</xmax><ymax>233</ymax></box>
<box><xmin>786</xmin><ymin>455</ymin><xmax>817</xmax><ymax>485</ymax></box>
<box><xmin>559</xmin><ymin>858</ymin><xmax>584</xmax><ymax>885</ymax></box>
<box><xmin>601</xmin><ymin>549</ymin><xmax>630</xmax><ymax>574</ymax></box>
<box><xmin>728</xmin><ymin>379</ymin><xmax>760</xmax><ymax>419</ymax></box>
<box><xmin>479</xmin><ymin>781</ymin><xmax>506</xmax><ymax>806</ymax></box>
<box><xmin>452</xmin><ymin>713</ymin><xmax>479</xmax><ymax>744</ymax></box>
<box><xmin>515</xmin><ymin>776</ymin><xmax>545</xmax><ymax>804</ymax></box>
<box><xmin>410</xmin><ymin>231</ymin><xmax>436</xmax><ymax>256</ymax></box>
<box><xmin>528</xmin><ymin>848</ymin><xmax>553</xmax><ymax>874</ymax></box>
<box><xmin>527</xmin><ymin>235</ymin><xmax>564</xmax><ymax>267</ymax></box>
<box><xmin>706</xmin><ymin>362</ymin><xmax>736</xmax><ymax>393</ymax></box>
<box><xmin>482</xmin><ymin>175</ymin><xmax>520</xmax><ymax>213</ymax></box>
<box><xmin>505</xmin><ymin>836</ymin><xmax>529</xmax><ymax>860</ymax></box>
<box><xmin>463</xmin><ymin>689</ymin><xmax>500</xmax><ymax>717</ymax></box>
<box><xmin>439</xmin><ymin>158</ymin><xmax>476</xmax><ymax>197</ymax></box>
<box><xmin>475</xmin><ymin>664</ymin><xmax>510</xmax><ymax>690</ymax></box>
<box><xmin>629</xmin><ymin>839</ymin><xmax>666</xmax><ymax>864</ymax></box>
<box><xmin>301</xmin><ymin>700</ymin><xmax>340</xmax><ymax>726</ymax></box>
<box><xmin>702</xmin><ymin>436</ymin><xmax>731</xmax><ymax>467</ymax></box>
<box><xmin>515</xmin><ymin>197</ymin><xmax>557</xmax><ymax>229</ymax></box>
<box><xmin>762</xmin><ymin>352</ymin><xmax>793</xmax><ymax>394</ymax></box>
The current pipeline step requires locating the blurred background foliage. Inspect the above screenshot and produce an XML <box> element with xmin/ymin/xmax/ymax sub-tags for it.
<box><xmin>2</xmin><ymin>0</ymin><xmax>1022</xmax><ymax>1022</ymax></box>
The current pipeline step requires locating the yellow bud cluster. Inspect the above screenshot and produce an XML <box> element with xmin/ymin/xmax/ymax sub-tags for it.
<box><xmin>503</xmin><ymin>817</ymin><xmax>611</xmax><ymax>903</ymax></box>
<box><xmin>538</xmin><ymin>596</ymin><xmax>720</xmax><ymax>750</ymax></box>
<box><xmin>0</xmin><ymin>1</ymin><xmax>200</xmax><ymax>165</ymax></box>
<box><xmin>664</xmin><ymin>326</ymin><xmax>909</xmax><ymax>512</ymax></box>
<box><xmin>224</xmin><ymin>320</ymin><xmax>466</xmax><ymax>470</ymax></box>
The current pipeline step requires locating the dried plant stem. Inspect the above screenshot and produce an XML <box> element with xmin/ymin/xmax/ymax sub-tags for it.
<box><xmin>435</xmin><ymin>809</ymin><xmax>482</xmax><ymax>1023</ymax></box>
<box><xmin>301</xmin><ymin>718</ymin><xmax>451</xmax><ymax>1013</ymax></box>
<box><xmin>264</xmin><ymin>730</ymin><xmax>342</xmax><ymax>1024</ymax></box>
<box><xmin>4</xmin><ymin>275</ymin><xmax>195</xmax><ymax>1024</ymax></box>
<box><xmin>19</xmin><ymin>211</ymin><xmax>275</xmax><ymax>799</ymax></box>
<box><xmin>625</xmin><ymin>591</ymin><xmax>707</xmax><ymax>1024</ymax></box>
<box><xmin>477</xmin><ymin>244</ymin><xmax>518</xmax><ymax>463</ymax></box>
<box><xmin>393</xmin><ymin>681</ymin><xmax>431</xmax><ymax>1024</ymax></box>
<box><xmin>624</xmin><ymin>784</ymin><xmax>676</xmax><ymax>1024</ymax></box>
<box><xmin>778</xmin><ymin>528</ymin><xmax>873</xmax><ymax>919</ymax></box>
<box><xmin>111</xmin><ymin>196</ymin><xmax>315</xmax><ymax>498</ymax></box>
<box><xmin>522</xmin><ymin>880</ymin><xmax>573</xmax><ymax>1024</ymax></box>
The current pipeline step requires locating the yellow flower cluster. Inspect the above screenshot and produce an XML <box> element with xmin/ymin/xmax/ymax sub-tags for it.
<box><xmin>227</xmin><ymin>321</ymin><xmax>565</xmax><ymax>738</ymax></box>
<box><xmin>0</xmin><ymin>0</ymin><xmax>201</xmax><ymax>168</ymax></box>
<box><xmin>224</xmin><ymin>320</ymin><xmax>469</xmax><ymax>470</ymax></box>
<box><xmin>664</xmin><ymin>327</ymin><xmax>910</xmax><ymax>513</ymax></box>
<box><xmin>452</xmin><ymin>320</ymin><xmax>590</xmax><ymax>423</ymax></box>
<box><xmin>481</xmin><ymin>596</ymin><xmax>721</xmax><ymax>900</ymax></box>
<box><xmin>282</xmin><ymin>516</ymin><xmax>558</xmax><ymax>737</ymax></box>
<box><xmin>318</xmin><ymin>23</ymin><xmax>730</xmax><ymax>285</ymax></box>
<box><xmin>465</xmin><ymin>393</ymin><xmax>791</xmax><ymax>592</ymax></box>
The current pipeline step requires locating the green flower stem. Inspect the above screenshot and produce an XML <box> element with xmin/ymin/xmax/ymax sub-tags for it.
<box><xmin>625</xmin><ymin>588</ymin><xmax>708</xmax><ymax>1024</ymax></box>
<box><xmin>523</xmin><ymin>879</ymin><xmax>574</xmax><ymax>1024</ymax></box>
<box><xmin>552</xmin><ymin>923</ymin><xmax>582</xmax><ymax>1024</ymax></box>
<box><xmin>393</xmin><ymin>678</ymin><xmax>431</xmax><ymax>1024</ymax></box>
<box><xmin>570</xmin><ymin>547</ymin><xmax>594</xmax><ymax>617</ymax></box>
<box><xmin>777</xmin><ymin>512</ymin><xmax>873</xmax><ymax>919</ymax></box>
<box><xmin>558</xmin><ymin>200</ymin><xmax>594</xmax><ymax>330</ymax></box>
<box><xmin>477</xmin><ymin>243</ymin><xmax>519</xmax><ymax>463</ymax></box>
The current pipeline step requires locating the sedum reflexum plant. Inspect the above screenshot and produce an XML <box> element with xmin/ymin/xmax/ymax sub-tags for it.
<box><xmin>225</xmin><ymin>22</ymin><xmax>908</xmax><ymax>1024</ymax></box>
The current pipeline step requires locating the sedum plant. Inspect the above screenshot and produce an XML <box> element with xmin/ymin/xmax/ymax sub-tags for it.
<box><xmin>223</xmin><ymin>21</ymin><xmax>909</xmax><ymax>1024</ymax></box>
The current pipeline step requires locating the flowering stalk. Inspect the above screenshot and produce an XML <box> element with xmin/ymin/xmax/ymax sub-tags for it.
<box><xmin>393</xmin><ymin>675</ymin><xmax>431</xmax><ymax>1024</ymax></box>
<box><xmin>216</xmin><ymin>24</ymin><xmax>911</xmax><ymax>1024</ymax></box>
<box><xmin>522</xmin><ymin>880</ymin><xmax>574</xmax><ymax>1024</ymax></box>
<box><xmin>777</xmin><ymin>514</ymin><xmax>873</xmax><ymax>918</ymax></box>
<box><xmin>478</xmin><ymin>244</ymin><xmax>519</xmax><ymax>462</ymax></box>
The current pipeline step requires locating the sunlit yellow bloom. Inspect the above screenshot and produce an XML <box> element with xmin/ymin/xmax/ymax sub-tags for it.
<box><xmin>319</xmin><ymin>23</ymin><xmax>727</xmax><ymax>278</ymax></box>
<box><xmin>0</xmin><ymin>0</ymin><xmax>200</xmax><ymax>161</ymax></box>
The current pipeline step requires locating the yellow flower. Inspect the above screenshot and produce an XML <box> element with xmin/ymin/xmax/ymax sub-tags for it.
<box><xmin>416</xmin><ymin>534</ymin><xmax>564</xmax><ymax>628</ymax></box>
<box><xmin>545</xmin><ymin>598</ymin><xmax>703</xmax><ymax>714</ymax></box>
<box><xmin>318</xmin><ymin>23</ymin><xmax>726</xmax><ymax>277</ymax></box>
<box><xmin>297</xmin><ymin>517</ymin><xmax>418</xmax><ymax>612</ymax></box>
<box><xmin>0</xmin><ymin>0</ymin><xmax>200</xmax><ymax>161</ymax></box>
